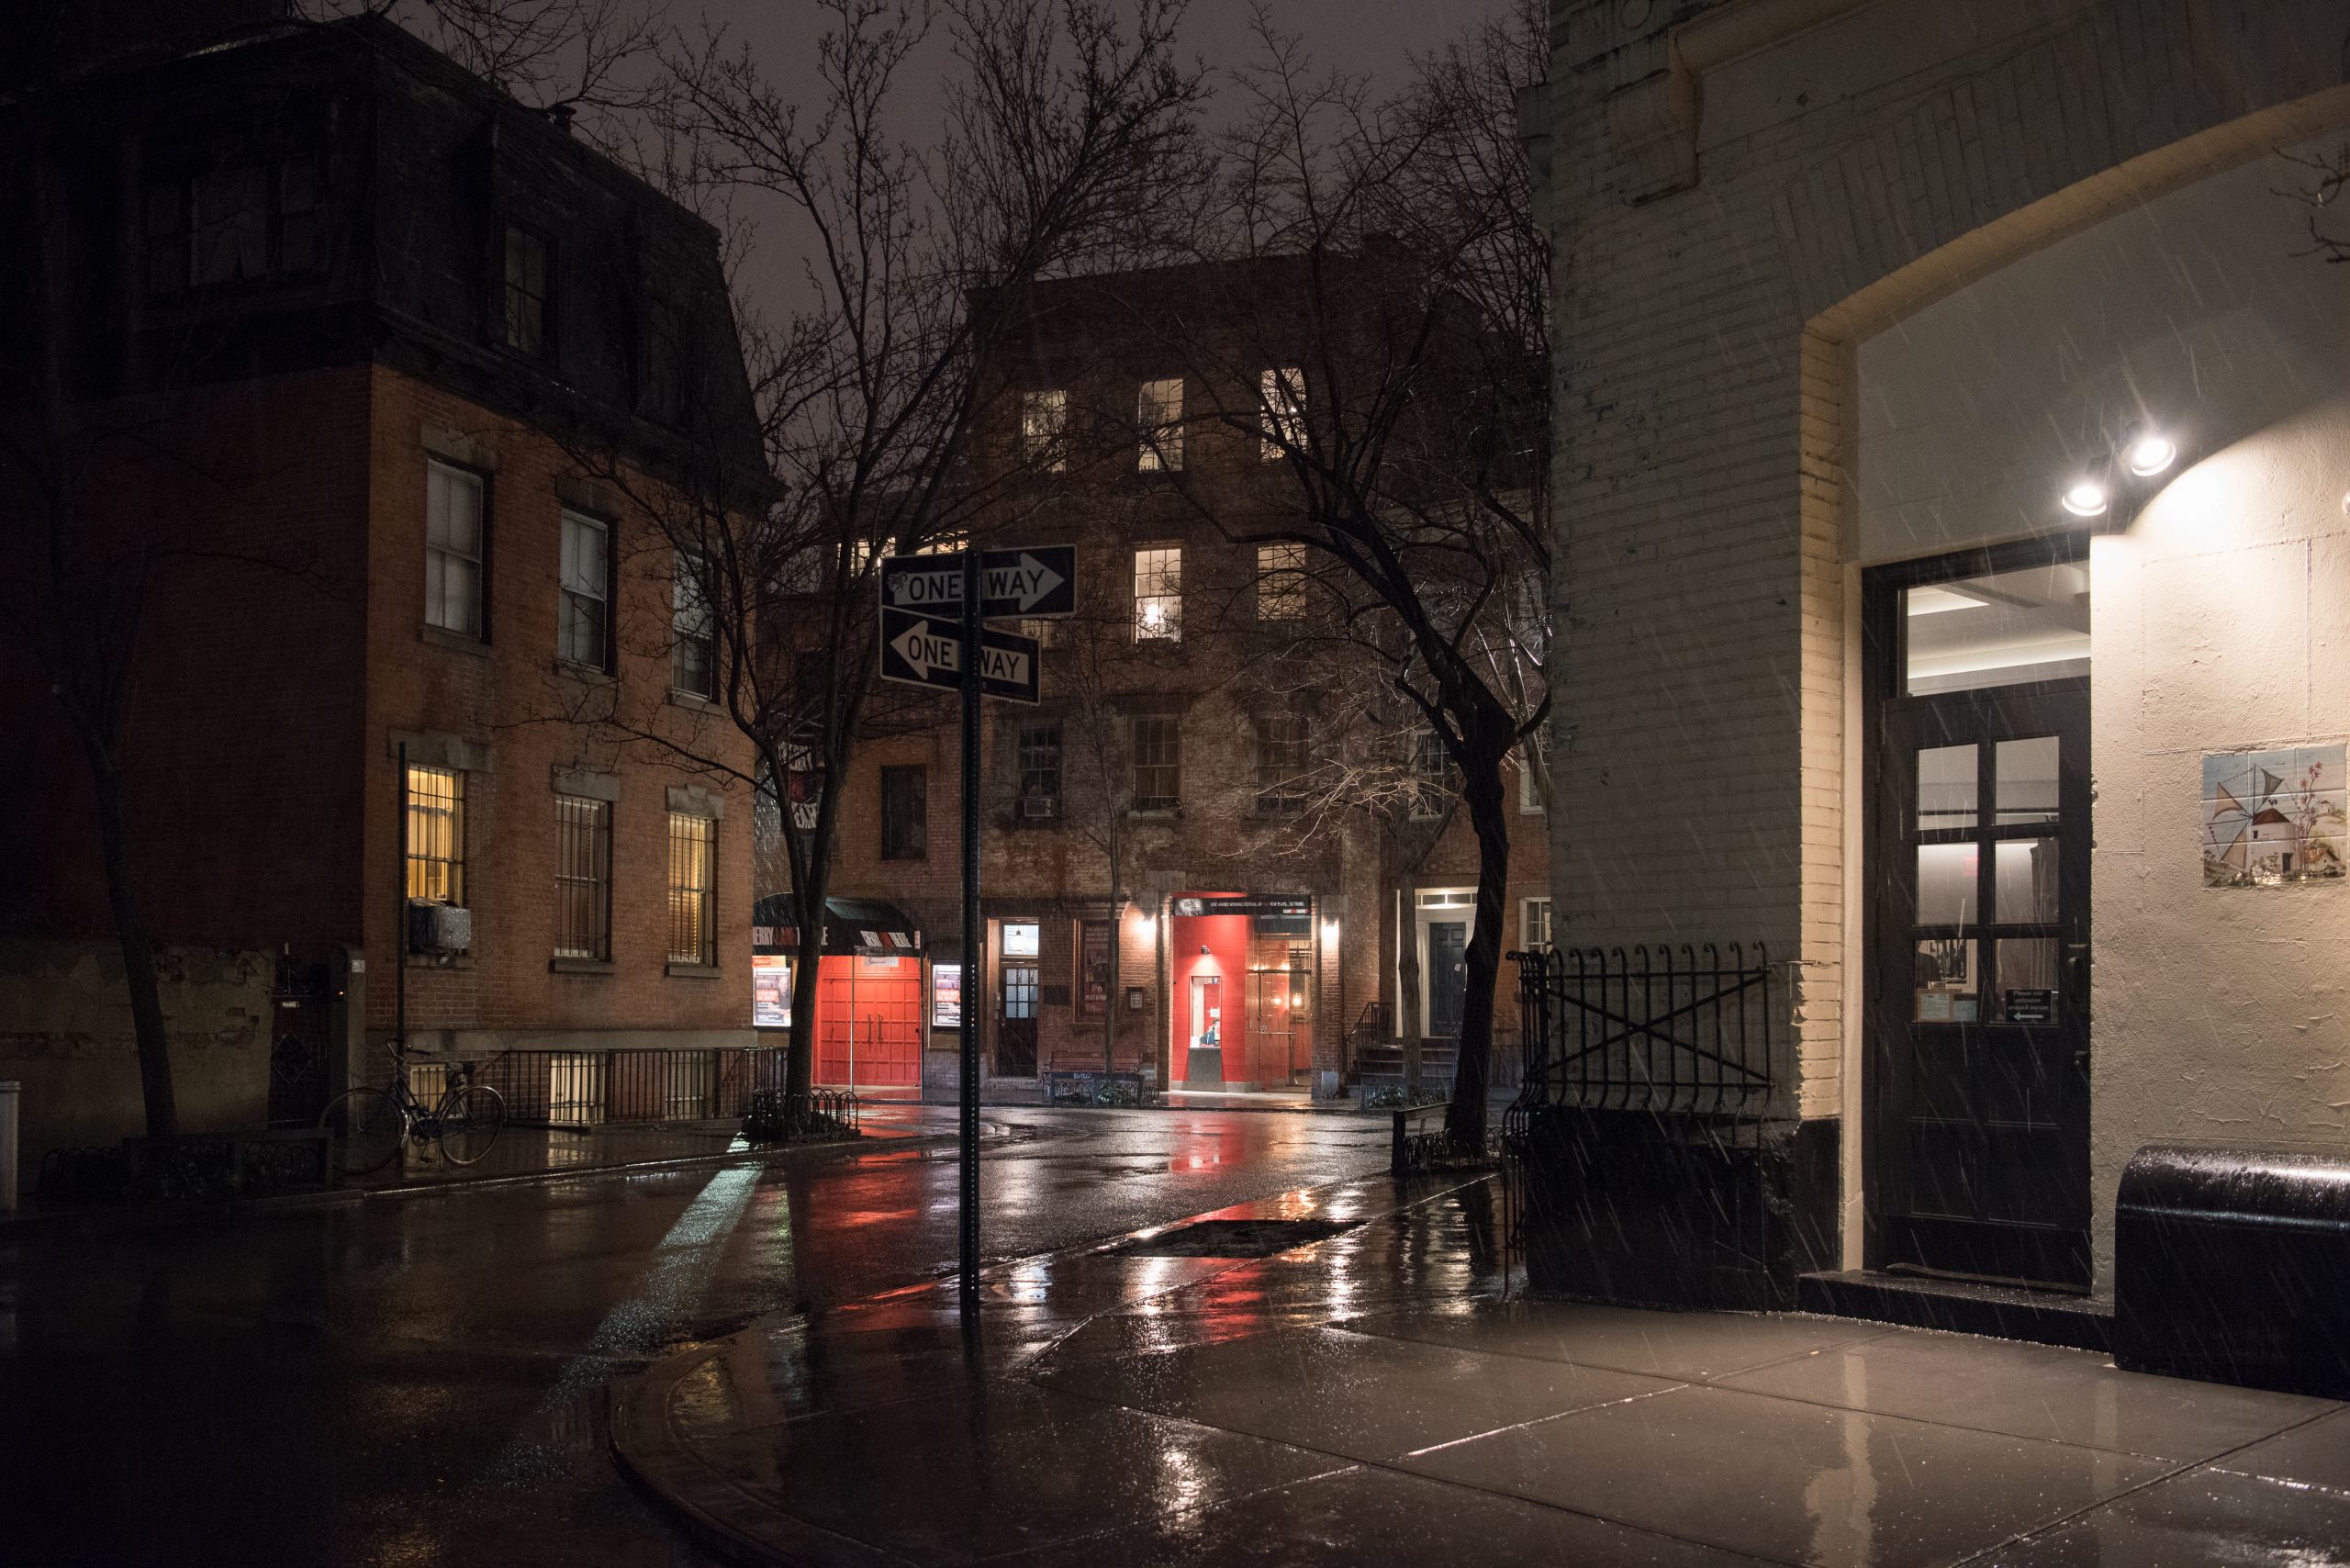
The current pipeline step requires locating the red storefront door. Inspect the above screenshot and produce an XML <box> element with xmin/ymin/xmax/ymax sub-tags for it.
<box><xmin>816</xmin><ymin>956</ymin><xmax>923</xmax><ymax>1086</ymax></box>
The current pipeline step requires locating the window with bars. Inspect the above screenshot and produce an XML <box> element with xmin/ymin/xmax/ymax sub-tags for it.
<box><xmin>666</xmin><ymin>812</ymin><xmax>717</xmax><ymax>965</ymax></box>
<box><xmin>1022</xmin><ymin>388</ymin><xmax>1069</xmax><ymax>470</ymax></box>
<box><xmin>672</xmin><ymin>550</ymin><xmax>716</xmax><ymax>697</ymax></box>
<box><xmin>1260</xmin><ymin>366</ymin><xmax>1306</xmax><ymax>459</ymax></box>
<box><xmin>1133</xmin><ymin>545</ymin><xmax>1181</xmax><ymax>642</ymax></box>
<box><xmin>880</xmin><ymin>765</ymin><xmax>928</xmax><ymax>860</ymax></box>
<box><xmin>1257</xmin><ymin>542</ymin><xmax>1307</xmax><ymax>621</ymax></box>
<box><xmin>559</xmin><ymin>510</ymin><xmax>610</xmax><ymax>669</ymax></box>
<box><xmin>1136</xmin><ymin>377</ymin><xmax>1183</xmax><ymax>471</ymax></box>
<box><xmin>554</xmin><ymin>795</ymin><xmax>611</xmax><ymax>960</ymax></box>
<box><xmin>425</xmin><ymin>459</ymin><xmax>485</xmax><ymax>638</ymax></box>
<box><xmin>1131</xmin><ymin>715</ymin><xmax>1180</xmax><ymax>813</ymax></box>
<box><xmin>1017</xmin><ymin>723</ymin><xmax>1062</xmax><ymax>819</ymax></box>
<box><xmin>406</xmin><ymin>765</ymin><xmax>465</xmax><ymax>904</ymax></box>
<box><xmin>503</xmin><ymin>225</ymin><xmax>552</xmax><ymax>355</ymax></box>
<box><xmin>1255</xmin><ymin>708</ymin><xmax>1310</xmax><ymax>814</ymax></box>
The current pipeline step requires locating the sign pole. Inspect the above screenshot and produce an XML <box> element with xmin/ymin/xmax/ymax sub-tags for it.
<box><xmin>957</xmin><ymin>547</ymin><xmax>982</xmax><ymax>1320</ymax></box>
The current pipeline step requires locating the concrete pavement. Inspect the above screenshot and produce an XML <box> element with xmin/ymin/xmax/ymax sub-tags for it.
<box><xmin>613</xmin><ymin>1173</ymin><xmax>2350</xmax><ymax>1567</ymax></box>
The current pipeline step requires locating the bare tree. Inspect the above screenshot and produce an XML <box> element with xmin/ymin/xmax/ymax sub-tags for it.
<box><xmin>1151</xmin><ymin>5</ymin><xmax>1550</xmax><ymax>1147</ymax></box>
<box><xmin>562</xmin><ymin>0</ymin><xmax>1206</xmax><ymax>1103</ymax></box>
<box><xmin>2281</xmin><ymin>140</ymin><xmax>2350</xmax><ymax>263</ymax></box>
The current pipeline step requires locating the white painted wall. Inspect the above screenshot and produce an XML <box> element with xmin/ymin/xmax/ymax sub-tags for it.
<box><xmin>1854</xmin><ymin>142</ymin><xmax>2349</xmax><ymax>567</ymax></box>
<box><xmin>1856</xmin><ymin>139</ymin><xmax>2350</xmax><ymax>1290</ymax></box>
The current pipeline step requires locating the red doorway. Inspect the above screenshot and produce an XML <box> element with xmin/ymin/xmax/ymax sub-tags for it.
<box><xmin>815</xmin><ymin>954</ymin><xmax>922</xmax><ymax>1087</ymax></box>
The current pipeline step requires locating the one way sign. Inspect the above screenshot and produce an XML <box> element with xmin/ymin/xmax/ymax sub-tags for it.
<box><xmin>880</xmin><ymin>546</ymin><xmax>1078</xmax><ymax>620</ymax></box>
<box><xmin>878</xmin><ymin>607</ymin><xmax>1041</xmax><ymax>704</ymax></box>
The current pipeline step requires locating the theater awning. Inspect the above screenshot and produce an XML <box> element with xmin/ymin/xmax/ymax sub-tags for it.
<box><xmin>752</xmin><ymin>894</ymin><xmax>923</xmax><ymax>956</ymax></box>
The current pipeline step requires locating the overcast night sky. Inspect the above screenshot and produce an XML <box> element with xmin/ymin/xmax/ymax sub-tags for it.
<box><xmin>680</xmin><ymin>0</ymin><xmax>1516</xmax><ymax>327</ymax></box>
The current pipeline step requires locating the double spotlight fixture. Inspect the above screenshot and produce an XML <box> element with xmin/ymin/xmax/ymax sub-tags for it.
<box><xmin>2060</xmin><ymin>422</ymin><xmax>2177</xmax><ymax>519</ymax></box>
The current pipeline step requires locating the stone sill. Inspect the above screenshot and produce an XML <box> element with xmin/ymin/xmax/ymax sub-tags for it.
<box><xmin>550</xmin><ymin>958</ymin><xmax>615</xmax><ymax>975</ymax></box>
<box><xmin>420</xmin><ymin>624</ymin><xmax>490</xmax><ymax>657</ymax></box>
<box><xmin>666</xmin><ymin>962</ymin><xmax>722</xmax><ymax>979</ymax></box>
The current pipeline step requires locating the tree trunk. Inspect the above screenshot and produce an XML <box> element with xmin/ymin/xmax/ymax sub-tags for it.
<box><xmin>1102</xmin><ymin>895</ymin><xmax>1122</xmax><ymax>1081</ymax></box>
<box><xmin>1396</xmin><ymin>879</ymin><xmax>1423</xmax><ymax>1092</ymax></box>
<box><xmin>88</xmin><ymin>749</ymin><xmax>176</xmax><ymax>1138</ymax></box>
<box><xmin>785</xmin><ymin>863</ymin><xmax>826</xmax><ymax>1102</ymax></box>
<box><xmin>1445</xmin><ymin>745</ymin><xmax>1512</xmax><ymax>1150</ymax></box>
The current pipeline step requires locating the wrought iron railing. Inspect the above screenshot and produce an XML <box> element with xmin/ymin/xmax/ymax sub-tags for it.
<box><xmin>471</xmin><ymin>1047</ymin><xmax>792</xmax><ymax>1126</ymax></box>
<box><xmin>1508</xmin><ymin>944</ymin><xmax>1774</xmax><ymax>1118</ymax></box>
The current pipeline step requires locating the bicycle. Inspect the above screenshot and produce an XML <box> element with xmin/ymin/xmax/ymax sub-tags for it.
<box><xmin>318</xmin><ymin>1047</ymin><xmax>506</xmax><ymax>1177</ymax></box>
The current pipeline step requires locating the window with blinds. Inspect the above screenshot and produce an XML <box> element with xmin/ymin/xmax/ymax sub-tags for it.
<box><xmin>666</xmin><ymin>812</ymin><xmax>716</xmax><ymax>965</ymax></box>
<box><xmin>554</xmin><ymin>795</ymin><xmax>611</xmax><ymax>960</ymax></box>
<box><xmin>406</xmin><ymin>765</ymin><xmax>465</xmax><ymax>904</ymax></box>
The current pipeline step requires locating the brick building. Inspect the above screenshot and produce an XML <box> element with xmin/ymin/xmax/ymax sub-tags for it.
<box><xmin>1524</xmin><ymin>0</ymin><xmax>2350</xmax><ymax>1308</ymax></box>
<box><xmin>0</xmin><ymin>13</ymin><xmax>767</xmax><ymax>1174</ymax></box>
<box><xmin>800</xmin><ymin>260</ymin><xmax>1552</xmax><ymax>1101</ymax></box>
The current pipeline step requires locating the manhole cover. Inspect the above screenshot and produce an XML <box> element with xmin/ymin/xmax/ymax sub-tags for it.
<box><xmin>1106</xmin><ymin>1218</ymin><xmax>1360</xmax><ymax>1258</ymax></box>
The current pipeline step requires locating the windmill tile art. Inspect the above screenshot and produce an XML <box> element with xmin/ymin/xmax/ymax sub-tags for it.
<box><xmin>2202</xmin><ymin>746</ymin><xmax>2349</xmax><ymax>887</ymax></box>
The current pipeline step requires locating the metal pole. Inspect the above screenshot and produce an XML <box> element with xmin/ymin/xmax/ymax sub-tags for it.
<box><xmin>396</xmin><ymin>741</ymin><xmax>408</xmax><ymax>1054</ymax></box>
<box><xmin>958</xmin><ymin>548</ymin><xmax>982</xmax><ymax>1318</ymax></box>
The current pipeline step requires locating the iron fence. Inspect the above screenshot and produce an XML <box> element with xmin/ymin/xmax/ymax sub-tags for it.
<box><xmin>470</xmin><ymin>1047</ymin><xmax>793</xmax><ymax>1126</ymax></box>
<box><xmin>1508</xmin><ymin>943</ymin><xmax>1774</xmax><ymax>1119</ymax></box>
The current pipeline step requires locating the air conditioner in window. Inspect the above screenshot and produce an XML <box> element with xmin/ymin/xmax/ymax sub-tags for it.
<box><xmin>408</xmin><ymin>899</ymin><xmax>473</xmax><ymax>955</ymax></box>
<box><xmin>1021</xmin><ymin>794</ymin><xmax>1058</xmax><ymax>820</ymax></box>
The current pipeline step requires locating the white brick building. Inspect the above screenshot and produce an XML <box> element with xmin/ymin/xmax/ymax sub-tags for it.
<box><xmin>1527</xmin><ymin>0</ymin><xmax>2350</xmax><ymax>1305</ymax></box>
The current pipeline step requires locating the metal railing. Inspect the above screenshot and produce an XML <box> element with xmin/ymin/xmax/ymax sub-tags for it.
<box><xmin>1343</xmin><ymin>999</ymin><xmax>1393</xmax><ymax>1078</ymax></box>
<box><xmin>472</xmin><ymin>1047</ymin><xmax>792</xmax><ymax>1126</ymax></box>
<box><xmin>1509</xmin><ymin>944</ymin><xmax>1774</xmax><ymax>1118</ymax></box>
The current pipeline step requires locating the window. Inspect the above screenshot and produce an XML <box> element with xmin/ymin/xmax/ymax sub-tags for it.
<box><xmin>1018</xmin><ymin>723</ymin><xmax>1062</xmax><ymax>819</ymax></box>
<box><xmin>1257</xmin><ymin>542</ymin><xmax>1307</xmax><ymax>621</ymax></box>
<box><xmin>880</xmin><ymin>765</ymin><xmax>928</xmax><ymax>860</ymax></box>
<box><xmin>1016</xmin><ymin>617</ymin><xmax>1062</xmax><ymax>649</ymax></box>
<box><xmin>145</xmin><ymin>154</ymin><xmax>319</xmax><ymax>296</ymax></box>
<box><xmin>1260</xmin><ymin>366</ymin><xmax>1306</xmax><ymax>459</ymax></box>
<box><xmin>1133</xmin><ymin>545</ymin><xmax>1181</xmax><ymax>642</ymax></box>
<box><xmin>1255</xmin><ymin>708</ymin><xmax>1309</xmax><ymax>813</ymax></box>
<box><xmin>554</xmin><ymin>796</ymin><xmax>612</xmax><ymax>960</ymax></box>
<box><xmin>1079</xmin><ymin>920</ymin><xmax>1113</xmax><ymax>1015</ymax></box>
<box><xmin>1522</xmin><ymin>897</ymin><xmax>1553</xmax><ymax>950</ymax></box>
<box><xmin>406</xmin><ymin>765</ymin><xmax>465</xmax><ymax>905</ymax></box>
<box><xmin>1136</xmin><ymin>376</ymin><xmax>1183</xmax><ymax>471</ymax></box>
<box><xmin>558</xmin><ymin>510</ymin><xmax>610</xmax><ymax>669</ymax></box>
<box><xmin>1410</xmin><ymin>726</ymin><xmax>1450</xmax><ymax>820</ymax></box>
<box><xmin>424</xmin><ymin>459</ymin><xmax>485</xmax><ymax>638</ymax></box>
<box><xmin>1022</xmin><ymin>388</ymin><xmax>1069</xmax><ymax>470</ymax></box>
<box><xmin>503</xmin><ymin>225</ymin><xmax>551</xmax><ymax>355</ymax></box>
<box><xmin>666</xmin><ymin>812</ymin><xmax>717</xmax><ymax>965</ymax></box>
<box><xmin>1132</xmin><ymin>715</ymin><xmax>1180</xmax><ymax>812</ymax></box>
<box><xmin>672</xmin><ymin>550</ymin><xmax>716</xmax><ymax>697</ymax></box>
<box><xmin>1519</xmin><ymin>729</ymin><xmax>1550</xmax><ymax>814</ymax></box>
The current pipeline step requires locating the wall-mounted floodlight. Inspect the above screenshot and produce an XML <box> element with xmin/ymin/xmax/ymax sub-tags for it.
<box><xmin>2061</xmin><ymin>478</ymin><xmax>2110</xmax><ymax>518</ymax></box>
<box><xmin>2125</xmin><ymin>433</ymin><xmax>2177</xmax><ymax>477</ymax></box>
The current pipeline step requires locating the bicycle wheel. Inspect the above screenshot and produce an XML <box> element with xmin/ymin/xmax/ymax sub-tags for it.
<box><xmin>319</xmin><ymin>1086</ymin><xmax>406</xmax><ymax>1177</ymax></box>
<box><xmin>433</xmin><ymin>1082</ymin><xmax>506</xmax><ymax>1166</ymax></box>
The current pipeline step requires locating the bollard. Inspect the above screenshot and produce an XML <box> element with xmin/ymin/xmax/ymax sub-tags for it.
<box><xmin>0</xmin><ymin>1081</ymin><xmax>18</xmax><ymax>1211</ymax></box>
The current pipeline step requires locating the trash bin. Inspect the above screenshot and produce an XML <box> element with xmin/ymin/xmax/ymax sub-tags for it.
<box><xmin>2115</xmin><ymin>1143</ymin><xmax>2350</xmax><ymax>1397</ymax></box>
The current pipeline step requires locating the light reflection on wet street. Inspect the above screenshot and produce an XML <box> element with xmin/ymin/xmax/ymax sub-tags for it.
<box><xmin>0</xmin><ymin>1107</ymin><xmax>1385</xmax><ymax>1567</ymax></box>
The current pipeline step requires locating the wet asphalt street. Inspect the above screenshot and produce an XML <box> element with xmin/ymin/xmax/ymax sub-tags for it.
<box><xmin>0</xmin><ymin>1107</ymin><xmax>1388</xmax><ymax>1568</ymax></box>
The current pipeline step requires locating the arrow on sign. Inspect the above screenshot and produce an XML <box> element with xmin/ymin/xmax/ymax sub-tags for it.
<box><xmin>878</xmin><ymin>607</ymin><xmax>1041</xmax><ymax>704</ymax></box>
<box><xmin>879</xmin><ymin>545</ymin><xmax>1078</xmax><ymax>620</ymax></box>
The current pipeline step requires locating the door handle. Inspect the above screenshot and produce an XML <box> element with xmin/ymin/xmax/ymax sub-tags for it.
<box><xmin>2065</xmin><ymin>942</ymin><xmax>2091</xmax><ymax>1021</ymax></box>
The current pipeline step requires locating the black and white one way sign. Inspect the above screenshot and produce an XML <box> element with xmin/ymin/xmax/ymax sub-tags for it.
<box><xmin>878</xmin><ymin>607</ymin><xmax>1042</xmax><ymax>704</ymax></box>
<box><xmin>880</xmin><ymin>547</ymin><xmax>1078</xmax><ymax>620</ymax></box>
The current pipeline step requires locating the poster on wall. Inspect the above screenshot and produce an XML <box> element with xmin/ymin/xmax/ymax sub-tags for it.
<box><xmin>932</xmin><ymin>963</ymin><xmax>963</xmax><ymax>1028</ymax></box>
<box><xmin>2203</xmin><ymin>745</ymin><xmax>2348</xmax><ymax>887</ymax></box>
<box><xmin>751</xmin><ymin>955</ymin><xmax>792</xmax><ymax>1028</ymax></box>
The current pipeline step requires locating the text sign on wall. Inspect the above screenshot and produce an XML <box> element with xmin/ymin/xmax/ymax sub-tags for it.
<box><xmin>1170</xmin><ymin>894</ymin><xmax>1312</xmax><ymax>919</ymax></box>
<box><xmin>878</xmin><ymin>607</ymin><xmax>1041</xmax><ymax>703</ymax></box>
<box><xmin>932</xmin><ymin>963</ymin><xmax>963</xmax><ymax>1029</ymax></box>
<box><xmin>881</xmin><ymin>547</ymin><xmax>1078</xmax><ymax>620</ymax></box>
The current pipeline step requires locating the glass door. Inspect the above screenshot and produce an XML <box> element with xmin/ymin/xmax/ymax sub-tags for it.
<box><xmin>1870</xmin><ymin>551</ymin><xmax>2093</xmax><ymax>1288</ymax></box>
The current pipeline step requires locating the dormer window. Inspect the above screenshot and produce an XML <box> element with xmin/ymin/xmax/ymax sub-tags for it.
<box><xmin>502</xmin><ymin>225</ymin><xmax>552</xmax><ymax>356</ymax></box>
<box><xmin>144</xmin><ymin>153</ymin><xmax>320</xmax><ymax>297</ymax></box>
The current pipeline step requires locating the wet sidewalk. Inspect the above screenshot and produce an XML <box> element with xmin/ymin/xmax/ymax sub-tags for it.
<box><xmin>612</xmin><ymin>1173</ymin><xmax>2350</xmax><ymax>1566</ymax></box>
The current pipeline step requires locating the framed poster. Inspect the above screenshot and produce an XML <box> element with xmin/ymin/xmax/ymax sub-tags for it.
<box><xmin>932</xmin><ymin>962</ymin><xmax>963</xmax><ymax>1029</ymax></box>
<box><xmin>751</xmin><ymin>955</ymin><xmax>791</xmax><ymax>1028</ymax></box>
<box><xmin>1079</xmin><ymin>920</ymin><xmax>1111</xmax><ymax>1016</ymax></box>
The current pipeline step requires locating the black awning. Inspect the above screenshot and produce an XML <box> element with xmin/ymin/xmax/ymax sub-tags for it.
<box><xmin>752</xmin><ymin>894</ymin><xmax>923</xmax><ymax>957</ymax></box>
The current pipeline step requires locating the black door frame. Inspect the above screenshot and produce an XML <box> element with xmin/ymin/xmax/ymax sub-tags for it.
<box><xmin>1861</xmin><ymin>532</ymin><xmax>2095</xmax><ymax>1287</ymax></box>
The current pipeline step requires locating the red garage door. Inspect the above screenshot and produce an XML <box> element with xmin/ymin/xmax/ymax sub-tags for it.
<box><xmin>816</xmin><ymin>955</ymin><xmax>923</xmax><ymax>1087</ymax></box>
